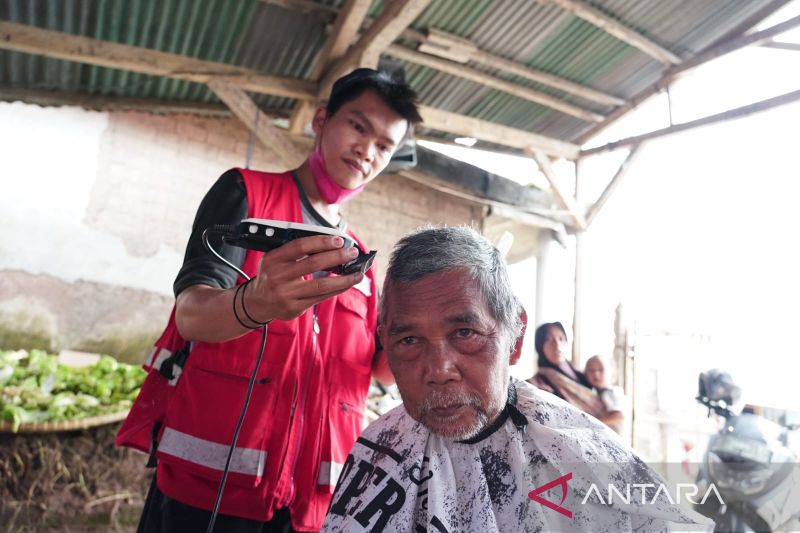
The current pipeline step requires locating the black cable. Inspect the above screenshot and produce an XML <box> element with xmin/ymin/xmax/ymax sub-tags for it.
<box><xmin>201</xmin><ymin>226</ymin><xmax>269</xmax><ymax>533</ymax></box>
<box><xmin>202</xmin><ymin>226</ymin><xmax>247</xmax><ymax>281</ymax></box>
<box><xmin>206</xmin><ymin>323</ymin><xmax>268</xmax><ymax>533</ymax></box>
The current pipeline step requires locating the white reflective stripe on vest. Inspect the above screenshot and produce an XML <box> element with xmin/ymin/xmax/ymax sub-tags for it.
<box><xmin>144</xmin><ymin>346</ymin><xmax>160</xmax><ymax>368</ymax></box>
<box><xmin>317</xmin><ymin>461</ymin><xmax>344</xmax><ymax>486</ymax></box>
<box><xmin>149</xmin><ymin>348</ymin><xmax>172</xmax><ymax>372</ymax></box>
<box><xmin>159</xmin><ymin>427</ymin><xmax>266</xmax><ymax>477</ymax></box>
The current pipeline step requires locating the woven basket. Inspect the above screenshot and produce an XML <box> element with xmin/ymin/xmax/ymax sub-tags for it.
<box><xmin>0</xmin><ymin>410</ymin><xmax>129</xmax><ymax>434</ymax></box>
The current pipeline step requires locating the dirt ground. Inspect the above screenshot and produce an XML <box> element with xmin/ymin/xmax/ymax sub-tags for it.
<box><xmin>0</xmin><ymin>423</ymin><xmax>151</xmax><ymax>532</ymax></box>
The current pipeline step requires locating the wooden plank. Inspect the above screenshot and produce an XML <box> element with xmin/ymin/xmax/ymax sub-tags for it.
<box><xmin>761</xmin><ymin>41</ymin><xmax>800</xmax><ymax>51</ymax></box>
<box><xmin>0</xmin><ymin>21</ymin><xmax>585</xmax><ymax>156</ymax></box>
<box><xmin>288</xmin><ymin>102</ymin><xmax>316</xmax><ymax>135</ymax></box>
<box><xmin>269</xmin><ymin>0</ymin><xmax>624</xmax><ymax>107</ymax></box>
<box><xmin>584</xmin><ymin>144</ymin><xmax>642</xmax><ymax>228</ymax></box>
<box><xmin>546</xmin><ymin>0</ymin><xmax>681</xmax><ymax>65</ymax></box>
<box><xmin>320</xmin><ymin>0</ymin><xmax>374</xmax><ymax>68</ymax></box>
<box><xmin>0</xmin><ymin>21</ymin><xmax>316</xmax><ymax>101</ymax></box>
<box><xmin>705</xmin><ymin>0</ymin><xmax>793</xmax><ymax>50</ymax></box>
<box><xmin>468</xmin><ymin>48</ymin><xmax>624</xmax><ymax>107</ymax></box>
<box><xmin>576</xmin><ymin>11</ymin><xmax>800</xmax><ymax>144</ymax></box>
<box><xmin>678</xmin><ymin>13</ymin><xmax>800</xmax><ymax>72</ymax></box>
<box><xmin>320</xmin><ymin>0</ymin><xmax>432</xmax><ymax>94</ymax></box>
<box><xmin>207</xmin><ymin>79</ymin><xmax>306</xmax><ymax>168</ymax></box>
<box><xmin>527</xmin><ymin>150</ymin><xmax>586</xmax><ymax>229</ymax></box>
<box><xmin>420</xmin><ymin>106</ymin><xmax>580</xmax><ymax>160</ymax></box>
<box><xmin>398</xmin><ymin>170</ymin><xmax>564</xmax><ymax>230</ymax></box>
<box><xmin>289</xmin><ymin>0</ymin><xmax>371</xmax><ymax>134</ymax></box>
<box><xmin>581</xmin><ymin>89</ymin><xmax>800</xmax><ymax>156</ymax></box>
<box><xmin>387</xmin><ymin>45</ymin><xmax>605</xmax><ymax>123</ymax></box>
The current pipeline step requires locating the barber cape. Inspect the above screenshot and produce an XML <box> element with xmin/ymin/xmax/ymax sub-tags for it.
<box><xmin>322</xmin><ymin>380</ymin><xmax>713</xmax><ymax>533</ymax></box>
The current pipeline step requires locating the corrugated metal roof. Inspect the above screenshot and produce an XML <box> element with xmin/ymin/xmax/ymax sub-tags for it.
<box><xmin>0</xmin><ymin>0</ymin><xmax>781</xmax><ymax>146</ymax></box>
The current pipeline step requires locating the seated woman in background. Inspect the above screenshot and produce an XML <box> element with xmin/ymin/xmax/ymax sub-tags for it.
<box><xmin>528</xmin><ymin>322</ymin><xmax>605</xmax><ymax>419</ymax></box>
<box><xmin>584</xmin><ymin>355</ymin><xmax>627</xmax><ymax>435</ymax></box>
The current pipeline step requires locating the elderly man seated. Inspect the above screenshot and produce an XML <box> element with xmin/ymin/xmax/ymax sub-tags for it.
<box><xmin>322</xmin><ymin>226</ymin><xmax>712</xmax><ymax>533</ymax></box>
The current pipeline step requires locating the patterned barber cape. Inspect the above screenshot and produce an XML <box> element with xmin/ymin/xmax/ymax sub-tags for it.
<box><xmin>322</xmin><ymin>380</ymin><xmax>713</xmax><ymax>533</ymax></box>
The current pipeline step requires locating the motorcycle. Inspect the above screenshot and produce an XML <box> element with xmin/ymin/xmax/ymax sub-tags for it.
<box><xmin>694</xmin><ymin>369</ymin><xmax>800</xmax><ymax>532</ymax></box>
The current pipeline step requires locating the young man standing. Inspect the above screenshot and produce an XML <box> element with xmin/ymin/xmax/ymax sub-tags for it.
<box><xmin>118</xmin><ymin>68</ymin><xmax>422</xmax><ymax>532</ymax></box>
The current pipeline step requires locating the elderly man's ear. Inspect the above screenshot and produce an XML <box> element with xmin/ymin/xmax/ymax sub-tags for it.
<box><xmin>509</xmin><ymin>307</ymin><xmax>528</xmax><ymax>366</ymax></box>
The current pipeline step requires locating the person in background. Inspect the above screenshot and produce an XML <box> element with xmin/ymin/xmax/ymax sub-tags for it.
<box><xmin>527</xmin><ymin>322</ymin><xmax>606</xmax><ymax>419</ymax></box>
<box><xmin>584</xmin><ymin>355</ymin><xmax>627</xmax><ymax>435</ymax></box>
<box><xmin>117</xmin><ymin>68</ymin><xmax>422</xmax><ymax>533</ymax></box>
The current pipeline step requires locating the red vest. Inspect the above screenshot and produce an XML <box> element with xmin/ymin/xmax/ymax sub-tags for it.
<box><xmin>116</xmin><ymin>169</ymin><xmax>377</xmax><ymax>531</ymax></box>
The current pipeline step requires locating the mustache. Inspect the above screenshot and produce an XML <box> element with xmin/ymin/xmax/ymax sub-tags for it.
<box><xmin>418</xmin><ymin>389</ymin><xmax>483</xmax><ymax>415</ymax></box>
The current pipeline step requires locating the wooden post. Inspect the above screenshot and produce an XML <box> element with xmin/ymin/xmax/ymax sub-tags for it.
<box><xmin>571</xmin><ymin>161</ymin><xmax>583</xmax><ymax>367</ymax></box>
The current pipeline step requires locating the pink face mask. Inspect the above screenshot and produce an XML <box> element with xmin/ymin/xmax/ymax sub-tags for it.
<box><xmin>309</xmin><ymin>144</ymin><xmax>367</xmax><ymax>205</ymax></box>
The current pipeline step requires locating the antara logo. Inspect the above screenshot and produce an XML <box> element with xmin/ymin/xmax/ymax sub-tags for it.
<box><xmin>529</xmin><ymin>471</ymin><xmax>726</xmax><ymax>520</ymax></box>
<box><xmin>528</xmin><ymin>472</ymin><xmax>573</xmax><ymax>518</ymax></box>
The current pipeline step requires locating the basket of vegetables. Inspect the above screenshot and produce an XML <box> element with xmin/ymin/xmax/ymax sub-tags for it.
<box><xmin>0</xmin><ymin>349</ymin><xmax>145</xmax><ymax>433</ymax></box>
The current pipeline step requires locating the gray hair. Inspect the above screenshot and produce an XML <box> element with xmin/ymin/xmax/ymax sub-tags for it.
<box><xmin>380</xmin><ymin>226</ymin><xmax>523</xmax><ymax>346</ymax></box>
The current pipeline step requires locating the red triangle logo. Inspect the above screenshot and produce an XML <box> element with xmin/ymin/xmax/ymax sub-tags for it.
<box><xmin>528</xmin><ymin>472</ymin><xmax>573</xmax><ymax>518</ymax></box>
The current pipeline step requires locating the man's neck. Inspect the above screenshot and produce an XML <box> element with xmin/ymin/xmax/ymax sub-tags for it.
<box><xmin>294</xmin><ymin>160</ymin><xmax>340</xmax><ymax>226</ymax></box>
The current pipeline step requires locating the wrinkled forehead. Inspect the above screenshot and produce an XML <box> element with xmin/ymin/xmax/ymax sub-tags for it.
<box><xmin>383</xmin><ymin>270</ymin><xmax>491</xmax><ymax>325</ymax></box>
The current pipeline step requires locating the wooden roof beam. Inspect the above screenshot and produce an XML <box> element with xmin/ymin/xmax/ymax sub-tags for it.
<box><xmin>584</xmin><ymin>144</ymin><xmax>643</xmax><ymax>229</ymax></box>
<box><xmin>319</xmin><ymin>0</ymin><xmax>433</xmax><ymax>97</ymax></box>
<box><xmin>0</xmin><ymin>21</ymin><xmax>576</xmax><ymax>158</ymax></box>
<box><xmin>544</xmin><ymin>0</ymin><xmax>681</xmax><ymax>65</ymax></box>
<box><xmin>467</xmin><ymin>47</ymin><xmax>624</xmax><ymax>107</ymax></box>
<box><xmin>527</xmin><ymin>149</ymin><xmax>586</xmax><ymax>230</ymax></box>
<box><xmin>398</xmin><ymin>170</ymin><xmax>565</xmax><ymax>231</ymax></box>
<box><xmin>0</xmin><ymin>22</ymin><xmax>315</xmax><ymax>100</ymax></box>
<box><xmin>288</xmin><ymin>0</ymin><xmax>372</xmax><ymax>135</ymax></box>
<box><xmin>421</xmin><ymin>106</ymin><xmax>579</xmax><ymax>160</ymax></box>
<box><xmin>266</xmin><ymin>0</ymin><xmax>624</xmax><ymax>107</ymax></box>
<box><xmin>576</xmin><ymin>8</ymin><xmax>800</xmax><ymax>145</ymax></box>
<box><xmin>208</xmin><ymin>79</ymin><xmax>306</xmax><ymax>168</ymax></box>
<box><xmin>581</xmin><ymin>88</ymin><xmax>800</xmax><ymax>157</ymax></box>
<box><xmin>760</xmin><ymin>40</ymin><xmax>800</xmax><ymax>51</ymax></box>
<box><xmin>387</xmin><ymin>45</ymin><xmax>605</xmax><ymax>123</ymax></box>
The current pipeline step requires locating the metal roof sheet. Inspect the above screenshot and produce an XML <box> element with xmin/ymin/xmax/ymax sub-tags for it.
<box><xmin>0</xmin><ymin>0</ymin><xmax>781</xmax><ymax>146</ymax></box>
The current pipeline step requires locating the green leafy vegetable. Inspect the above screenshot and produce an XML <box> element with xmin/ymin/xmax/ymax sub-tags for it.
<box><xmin>0</xmin><ymin>350</ymin><xmax>145</xmax><ymax>432</ymax></box>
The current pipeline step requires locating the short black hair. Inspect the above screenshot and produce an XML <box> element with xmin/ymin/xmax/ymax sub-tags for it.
<box><xmin>327</xmin><ymin>68</ymin><xmax>423</xmax><ymax>132</ymax></box>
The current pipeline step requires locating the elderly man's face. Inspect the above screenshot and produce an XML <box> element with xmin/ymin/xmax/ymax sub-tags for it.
<box><xmin>380</xmin><ymin>269</ymin><xmax>512</xmax><ymax>440</ymax></box>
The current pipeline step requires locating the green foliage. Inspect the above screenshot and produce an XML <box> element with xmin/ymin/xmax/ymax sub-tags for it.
<box><xmin>0</xmin><ymin>350</ymin><xmax>145</xmax><ymax>432</ymax></box>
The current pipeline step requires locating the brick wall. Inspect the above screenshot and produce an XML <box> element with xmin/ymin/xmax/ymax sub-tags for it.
<box><xmin>0</xmin><ymin>103</ymin><xmax>486</xmax><ymax>358</ymax></box>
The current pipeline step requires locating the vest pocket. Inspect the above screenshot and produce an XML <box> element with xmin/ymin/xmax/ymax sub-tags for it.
<box><xmin>316</xmin><ymin>360</ymin><xmax>371</xmax><ymax>493</ymax></box>
<box><xmin>332</xmin><ymin>288</ymin><xmax>374</xmax><ymax>369</ymax></box>
<box><xmin>158</xmin><ymin>364</ymin><xmax>279</xmax><ymax>488</ymax></box>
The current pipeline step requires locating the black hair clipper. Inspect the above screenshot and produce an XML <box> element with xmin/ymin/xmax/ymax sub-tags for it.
<box><xmin>222</xmin><ymin>218</ymin><xmax>376</xmax><ymax>275</ymax></box>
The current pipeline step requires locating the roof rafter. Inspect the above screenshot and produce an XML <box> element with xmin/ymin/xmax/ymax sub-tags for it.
<box><xmin>288</xmin><ymin>0</ymin><xmax>372</xmax><ymax>134</ymax></box>
<box><xmin>268</xmin><ymin>0</ymin><xmax>624</xmax><ymax>108</ymax></box>
<box><xmin>319</xmin><ymin>0</ymin><xmax>433</xmax><ymax>97</ymax></box>
<box><xmin>581</xmin><ymin>88</ymin><xmax>800</xmax><ymax>157</ymax></box>
<box><xmin>386</xmin><ymin>44</ymin><xmax>605</xmax><ymax>123</ymax></box>
<box><xmin>543</xmin><ymin>0</ymin><xmax>681</xmax><ymax>64</ymax></box>
<box><xmin>421</xmin><ymin>106</ymin><xmax>579</xmax><ymax>160</ymax></box>
<box><xmin>0</xmin><ymin>21</ymin><xmax>575</xmax><ymax>158</ymax></box>
<box><xmin>527</xmin><ymin>149</ymin><xmax>586</xmax><ymax>230</ymax></box>
<box><xmin>577</xmin><ymin>12</ymin><xmax>800</xmax><ymax>144</ymax></box>
<box><xmin>0</xmin><ymin>21</ymin><xmax>315</xmax><ymax>100</ymax></box>
<box><xmin>207</xmin><ymin>79</ymin><xmax>306</xmax><ymax>168</ymax></box>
